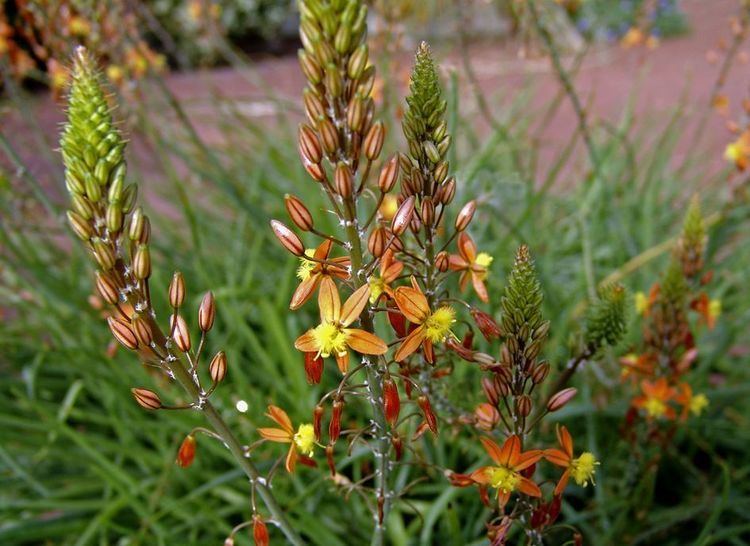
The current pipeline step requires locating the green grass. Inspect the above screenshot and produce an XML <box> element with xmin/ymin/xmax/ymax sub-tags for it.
<box><xmin>2</xmin><ymin>47</ymin><xmax>750</xmax><ymax>545</ymax></box>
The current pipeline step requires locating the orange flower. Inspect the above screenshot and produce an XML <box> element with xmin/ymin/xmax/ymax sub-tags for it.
<box><xmin>258</xmin><ymin>405</ymin><xmax>316</xmax><ymax>473</ymax></box>
<box><xmin>448</xmin><ymin>233</ymin><xmax>493</xmax><ymax>302</ymax></box>
<box><xmin>469</xmin><ymin>435</ymin><xmax>543</xmax><ymax>509</ymax></box>
<box><xmin>632</xmin><ymin>378</ymin><xmax>677</xmax><ymax>420</ymax></box>
<box><xmin>674</xmin><ymin>382</ymin><xmax>709</xmax><ymax>420</ymax></box>
<box><xmin>543</xmin><ymin>425</ymin><xmax>599</xmax><ymax>495</ymax></box>
<box><xmin>368</xmin><ymin>249</ymin><xmax>403</xmax><ymax>304</ymax></box>
<box><xmin>291</xmin><ymin>239</ymin><xmax>350</xmax><ymax>310</ymax></box>
<box><xmin>294</xmin><ymin>277</ymin><xmax>387</xmax><ymax>372</ymax></box>
<box><xmin>393</xmin><ymin>278</ymin><xmax>456</xmax><ymax>363</ymax></box>
<box><xmin>619</xmin><ymin>352</ymin><xmax>656</xmax><ymax>380</ymax></box>
<box><xmin>691</xmin><ymin>292</ymin><xmax>721</xmax><ymax>330</ymax></box>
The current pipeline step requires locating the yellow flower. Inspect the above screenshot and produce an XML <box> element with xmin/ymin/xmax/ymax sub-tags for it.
<box><xmin>423</xmin><ymin>306</ymin><xmax>456</xmax><ymax>343</ymax></box>
<box><xmin>475</xmin><ymin>252</ymin><xmax>493</xmax><ymax>268</ymax></box>
<box><xmin>296</xmin><ymin>249</ymin><xmax>316</xmax><ymax>281</ymax></box>
<box><xmin>634</xmin><ymin>291</ymin><xmax>648</xmax><ymax>315</ymax></box>
<box><xmin>570</xmin><ymin>452</ymin><xmax>599</xmax><ymax>487</ymax></box>
<box><xmin>293</xmin><ymin>424</ymin><xmax>316</xmax><ymax>456</ymax></box>
<box><xmin>544</xmin><ymin>425</ymin><xmax>600</xmax><ymax>495</ymax></box>
<box><xmin>709</xmin><ymin>299</ymin><xmax>721</xmax><ymax>323</ymax></box>
<box><xmin>690</xmin><ymin>393</ymin><xmax>709</xmax><ymax>416</ymax></box>
<box><xmin>258</xmin><ymin>406</ymin><xmax>317</xmax><ymax>473</ymax></box>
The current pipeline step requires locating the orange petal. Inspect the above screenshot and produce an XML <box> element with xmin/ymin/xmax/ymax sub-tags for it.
<box><xmin>258</xmin><ymin>427</ymin><xmax>292</xmax><ymax>443</ymax></box>
<box><xmin>543</xmin><ymin>448</ymin><xmax>570</xmax><ymax>467</ymax></box>
<box><xmin>346</xmin><ymin>329</ymin><xmax>388</xmax><ymax>355</ymax></box>
<box><xmin>335</xmin><ymin>352</ymin><xmax>349</xmax><ymax>373</ymax></box>
<box><xmin>265</xmin><ymin>405</ymin><xmax>294</xmax><ymax>434</ymax></box>
<box><xmin>518</xmin><ymin>477</ymin><xmax>542</xmax><ymax>497</ymax></box>
<box><xmin>514</xmin><ymin>449</ymin><xmax>543</xmax><ymax>471</ymax></box>
<box><xmin>458</xmin><ymin>232</ymin><xmax>477</xmax><ymax>262</ymax></box>
<box><xmin>472</xmin><ymin>274</ymin><xmax>489</xmax><ymax>303</ymax></box>
<box><xmin>285</xmin><ymin>444</ymin><xmax>297</xmax><ymax>473</ymax></box>
<box><xmin>480</xmin><ymin>436</ymin><xmax>505</xmax><ymax>466</ymax></box>
<box><xmin>458</xmin><ymin>271</ymin><xmax>470</xmax><ymax>292</ymax></box>
<box><xmin>313</xmin><ymin>239</ymin><xmax>333</xmax><ymax>260</ymax></box>
<box><xmin>393</xmin><ymin>286</ymin><xmax>429</xmax><ymax>323</ymax></box>
<box><xmin>318</xmin><ymin>277</ymin><xmax>341</xmax><ymax>322</ymax></box>
<box><xmin>448</xmin><ymin>254</ymin><xmax>469</xmax><ymax>271</ymax></box>
<box><xmin>290</xmin><ymin>274</ymin><xmax>320</xmax><ymax>310</ymax></box>
<box><xmin>340</xmin><ymin>284</ymin><xmax>371</xmax><ymax>326</ymax></box>
<box><xmin>394</xmin><ymin>325</ymin><xmax>425</xmax><ymax>362</ymax></box>
<box><xmin>383</xmin><ymin>261</ymin><xmax>403</xmax><ymax>282</ymax></box>
<box><xmin>497</xmin><ymin>489</ymin><xmax>511</xmax><ymax>510</ymax></box>
<box><xmin>557</xmin><ymin>424</ymin><xmax>574</xmax><ymax>457</ymax></box>
<box><xmin>500</xmin><ymin>435</ymin><xmax>521</xmax><ymax>467</ymax></box>
<box><xmin>554</xmin><ymin>469</ymin><xmax>571</xmax><ymax>496</ymax></box>
<box><xmin>294</xmin><ymin>329</ymin><xmax>319</xmax><ymax>353</ymax></box>
<box><xmin>469</xmin><ymin>466</ymin><xmax>493</xmax><ymax>485</ymax></box>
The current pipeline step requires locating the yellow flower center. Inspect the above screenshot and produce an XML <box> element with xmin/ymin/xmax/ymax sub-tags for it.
<box><xmin>725</xmin><ymin>142</ymin><xmax>741</xmax><ymax>162</ymax></box>
<box><xmin>488</xmin><ymin>466</ymin><xmax>520</xmax><ymax>493</ymax></box>
<box><xmin>423</xmin><ymin>306</ymin><xmax>456</xmax><ymax>343</ymax></box>
<box><xmin>634</xmin><ymin>291</ymin><xmax>648</xmax><ymax>315</ymax></box>
<box><xmin>475</xmin><ymin>252</ymin><xmax>493</xmax><ymax>269</ymax></box>
<box><xmin>644</xmin><ymin>397</ymin><xmax>667</xmax><ymax>418</ymax></box>
<box><xmin>570</xmin><ymin>452</ymin><xmax>599</xmax><ymax>487</ymax></box>
<box><xmin>312</xmin><ymin>321</ymin><xmax>349</xmax><ymax>357</ymax></box>
<box><xmin>689</xmin><ymin>393</ymin><xmax>709</xmax><ymax>416</ymax></box>
<box><xmin>293</xmin><ymin>424</ymin><xmax>316</xmax><ymax>456</ymax></box>
<box><xmin>708</xmin><ymin>299</ymin><xmax>721</xmax><ymax>321</ymax></box>
<box><xmin>296</xmin><ymin>249</ymin><xmax>316</xmax><ymax>281</ymax></box>
<box><xmin>369</xmin><ymin>276</ymin><xmax>385</xmax><ymax>303</ymax></box>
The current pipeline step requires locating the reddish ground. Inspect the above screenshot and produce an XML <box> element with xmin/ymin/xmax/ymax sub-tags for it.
<box><xmin>1</xmin><ymin>0</ymin><xmax>748</xmax><ymax>201</ymax></box>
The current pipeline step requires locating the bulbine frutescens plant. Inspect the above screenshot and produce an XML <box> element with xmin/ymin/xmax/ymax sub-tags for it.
<box><xmin>59</xmin><ymin>1</ymin><xmax>628</xmax><ymax>544</ymax></box>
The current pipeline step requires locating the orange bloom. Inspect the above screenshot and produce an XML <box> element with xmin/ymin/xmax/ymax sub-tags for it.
<box><xmin>448</xmin><ymin>233</ymin><xmax>492</xmax><ymax>303</ymax></box>
<box><xmin>294</xmin><ymin>277</ymin><xmax>387</xmax><ymax>372</ymax></box>
<box><xmin>368</xmin><ymin>249</ymin><xmax>403</xmax><ymax>304</ymax></box>
<box><xmin>543</xmin><ymin>425</ymin><xmax>599</xmax><ymax>495</ymax></box>
<box><xmin>290</xmin><ymin>239</ymin><xmax>350</xmax><ymax>310</ymax></box>
<box><xmin>674</xmin><ymin>382</ymin><xmax>709</xmax><ymax>420</ymax></box>
<box><xmin>469</xmin><ymin>435</ymin><xmax>543</xmax><ymax>509</ymax></box>
<box><xmin>632</xmin><ymin>378</ymin><xmax>677</xmax><ymax>420</ymax></box>
<box><xmin>392</xmin><ymin>278</ymin><xmax>456</xmax><ymax>363</ymax></box>
<box><xmin>258</xmin><ymin>405</ymin><xmax>316</xmax><ymax>473</ymax></box>
<box><xmin>691</xmin><ymin>292</ymin><xmax>721</xmax><ymax>330</ymax></box>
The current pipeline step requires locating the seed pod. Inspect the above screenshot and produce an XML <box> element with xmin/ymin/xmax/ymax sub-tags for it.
<box><xmin>547</xmin><ymin>387</ymin><xmax>578</xmax><ymax>412</ymax></box>
<box><xmin>515</xmin><ymin>394</ymin><xmax>532</xmax><ymax>417</ymax></box>
<box><xmin>334</xmin><ymin>162</ymin><xmax>353</xmax><ymax>198</ymax></box>
<box><xmin>253</xmin><ymin>515</ymin><xmax>269</xmax><ymax>546</ymax></box>
<box><xmin>378</xmin><ymin>155</ymin><xmax>400</xmax><ymax>193</ymax></box>
<box><xmin>67</xmin><ymin>210</ymin><xmax>93</xmax><ymax>240</ymax></box>
<box><xmin>313</xmin><ymin>404</ymin><xmax>324</xmax><ymax>441</ymax></box>
<box><xmin>482</xmin><ymin>376</ymin><xmax>499</xmax><ymax>406</ymax></box>
<box><xmin>133</xmin><ymin>245</ymin><xmax>151</xmax><ymax>280</ymax></box>
<box><xmin>171</xmin><ymin>314</ymin><xmax>191</xmax><ymax>352</ymax></box>
<box><xmin>435</xmin><ymin>251</ymin><xmax>449</xmax><ymax>272</ymax></box>
<box><xmin>298</xmin><ymin>124</ymin><xmax>322</xmax><ymax>164</ymax></box>
<box><xmin>131</xmin><ymin>387</ymin><xmax>161</xmax><ymax>410</ymax></box>
<box><xmin>329</xmin><ymin>398</ymin><xmax>343</xmax><ymax>443</ymax></box>
<box><xmin>95</xmin><ymin>271</ymin><xmax>120</xmax><ymax>305</ymax></box>
<box><xmin>131</xmin><ymin>314</ymin><xmax>153</xmax><ymax>347</ymax></box>
<box><xmin>368</xmin><ymin>227</ymin><xmax>388</xmax><ymax>258</ymax></box>
<box><xmin>176</xmin><ymin>434</ymin><xmax>196</xmax><ymax>468</ymax></box>
<box><xmin>169</xmin><ymin>272</ymin><xmax>185</xmax><ymax>308</ymax></box>
<box><xmin>391</xmin><ymin>195</ymin><xmax>415</xmax><ymax>236</ymax></box>
<box><xmin>421</xmin><ymin>197</ymin><xmax>435</xmax><ymax>227</ymax></box>
<box><xmin>198</xmin><ymin>291</ymin><xmax>216</xmax><ymax>332</ymax></box>
<box><xmin>93</xmin><ymin>240</ymin><xmax>116</xmax><ymax>270</ymax></box>
<box><xmin>383</xmin><ymin>378</ymin><xmax>400</xmax><ymax>427</ymax></box>
<box><xmin>209</xmin><ymin>351</ymin><xmax>227</xmax><ymax>383</ymax></box>
<box><xmin>270</xmin><ymin>220</ymin><xmax>305</xmax><ymax>256</ymax></box>
<box><xmin>455</xmin><ymin>200</ymin><xmax>476</xmax><ymax>232</ymax></box>
<box><xmin>284</xmin><ymin>194</ymin><xmax>314</xmax><ymax>232</ymax></box>
<box><xmin>304</xmin><ymin>351</ymin><xmax>324</xmax><ymax>384</ymax></box>
<box><xmin>364</xmin><ymin>121</ymin><xmax>385</xmax><ymax>161</ymax></box>
<box><xmin>531</xmin><ymin>361</ymin><xmax>550</xmax><ymax>385</ymax></box>
<box><xmin>417</xmin><ymin>395</ymin><xmax>438</xmax><ymax>434</ymax></box>
<box><xmin>108</xmin><ymin>317</ymin><xmax>138</xmax><ymax>350</ymax></box>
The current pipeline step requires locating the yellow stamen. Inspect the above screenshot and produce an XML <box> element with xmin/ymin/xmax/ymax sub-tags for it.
<box><xmin>312</xmin><ymin>322</ymin><xmax>349</xmax><ymax>358</ymax></box>
<box><xmin>644</xmin><ymin>397</ymin><xmax>667</xmax><ymax>418</ymax></box>
<box><xmin>690</xmin><ymin>393</ymin><xmax>709</xmax><ymax>416</ymax></box>
<box><xmin>634</xmin><ymin>291</ymin><xmax>648</xmax><ymax>315</ymax></box>
<box><xmin>296</xmin><ymin>249</ymin><xmax>316</xmax><ymax>281</ymax></box>
<box><xmin>488</xmin><ymin>466</ymin><xmax>520</xmax><ymax>493</ymax></box>
<box><xmin>570</xmin><ymin>452</ymin><xmax>599</xmax><ymax>487</ymax></box>
<box><xmin>475</xmin><ymin>252</ymin><xmax>493</xmax><ymax>269</ymax></box>
<box><xmin>708</xmin><ymin>299</ymin><xmax>721</xmax><ymax>322</ymax></box>
<box><xmin>293</xmin><ymin>424</ymin><xmax>316</xmax><ymax>456</ymax></box>
<box><xmin>423</xmin><ymin>306</ymin><xmax>455</xmax><ymax>343</ymax></box>
<box><xmin>369</xmin><ymin>276</ymin><xmax>385</xmax><ymax>304</ymax></box>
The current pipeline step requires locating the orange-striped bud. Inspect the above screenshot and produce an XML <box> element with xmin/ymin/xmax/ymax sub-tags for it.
<box><xmin>438</xmin><ymin>177</ymin><xmax>456</xmax><ymax>205</ymax></box>
<box><xmin>455</xmin><ymin>200</ymin><xmax>476</xmax><ymax>232</ymax></box>
<box><xmin>383</xmin><ymin>378</ymin><xmax>400</xmax><ymax>427</ymax></box>
<box><xmin>471</xmin><ymin>309</ymin><xmax>502</xmax><ymax>341</ymax></box>
<box><xmin>284</xmin><ymin>194</ymin><xmax>314</xmax><ymax>231</ymax></box>
<box><xmin>304</xmin><ymin>160</ymin><xmax>326</xmax><ymax>183</ymax></box>
<box><xmin>93</xmin><ymin>240</ymin><xmax>116</xmax><ymax>271</ymax></box>
<box><xmin>364</xmin><ymin>121</ymin><xmax>385</xmax><ymax>160</ymax></box>
<box><xmin>131</xmin><ymin>387</ymin><xmax>161</xmax><ymax>410</ymax></box>
<box><xmin>209</xmin><ymin>351</ymin><xmax>227</xmax><ymax>383</ymax></box>
<box><xmin>547</xmin><ymin>387</ymin><xmax>577</xmax><ymax>412</ymax></box>
<box><xmin>391</xmin><ymin>195</ymin><xmax>415</xmax><ymax>236</ymax></box>
<box><xmin>133</xmin><ymin>244</ymin><xmax>151</xmax><ymax>280</ymax></box>
<box><xmin>368</xmin><ymin>227</ymin><xmax>388</xmax><ymax>258</ymax></box>
<box><xmin>515</xmin><ymin>394</ymin><xmax>532</xmax><ymax>417</ymax></box>
<box><xmin>108</xmin><ymin>317</ymin><xmax>138</xmax><ymax>350</ymax></box>
<box><xmin>329</xmin><ymin>399</ymin><xmax>343</xmax><ymax>443</ymax></box>
<box><xmin>198</xmin><ymin>291</ymin><xmax>215</xmax><ymax>332</ymax></box>
<box><xmin>67</xmin><ymin>210</ymin><xmax>92</xmax><ymax>240</ymax></box>
<box><xmin>169</xmin><ymin>272</ymin><xmax>185</xmax><ymax>308</ymax></box>
<box><xmin>435</xmin><ymin>251</ymin><xmax>450</xmax><ymax>272</ymax></box>
<box><xmin>531</xmin><ymin>361</ymin><xmax>550</xmax><ymax>385</ymax></box>
<box><xmin>131</xmin><ymin>314</ymin><xmax>153</xmax><ymax>347</ymax></box>
<box><xmin>170</xmin><ymin>314</ymin><xmax>191</xmax><ymax>352</ymax></box>
<box><xmin>252</xmin><ymin>515</ymin><xmax>269</xmax><ymax>546</ymax></box>
<box><xmin>270</xmin><ymin>220</ymin><xmax>305</xmax><ymax>256</ymax></box>
<box><xmin>95</xmin><ymin>271</ymin><xmax>120</xmax><ymax>305</ymax></box>
<box><xmin>391</xmin><ymin>433</ymin><xmax>403</xmax><ymax>460</ymax></box>
<box><xmin>418</xmin><ymin>395</ymin><xmax>438</xmax><ymax>434</ymax></box>
<box><xmin>378</xmin><ymin>155</ymin><xmax>399</xmax><ymax>194</ymax></box>
<box><xmin>318</xmin><ymin>118</ymin><xmax>340</xmax><ymax>156</ymax></box>
<box><xmin>475</xmin><ymin>402</ymin><xmax>500</xmax><ymax>431</ymax></box>
<box><xmin>334</xmin><ymin>163</ymin><xmax>353</xmax><ymax>198</ymax></box>
<box><xmin>298</xmin><ymin>124</ymin><xmax>322</xmax><ymax>164</ymax></box>
<box><xmin>176</xmin><ymin>434</ymin><xmax>196</xmax><ymax>468</ymax></box>
<box><xmin>482</xmin><ymin>377</ymin><xmax>499</xmax><ymax>406</ymax></box>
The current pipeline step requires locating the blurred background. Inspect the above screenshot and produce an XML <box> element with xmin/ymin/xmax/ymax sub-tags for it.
<box><xmin>1</xmin><ymin>1</ymin><xmax>750</xmax><ymax>545</ymax></box>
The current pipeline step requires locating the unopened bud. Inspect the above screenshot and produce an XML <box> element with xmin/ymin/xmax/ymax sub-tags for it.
<box><xmin>439</xmin><ymin>177</ymin><xmax>456</xmax><ymax>205</ymax></box>
<box><xmin>471</xmin><ymin>309</ymin><xmax>502</xmax><ymax>341</ymax></box>
<box><xmin>318</xmin><ymin>118</ymin><xmax>340</xmax><ymax>155</ymax></box>
<box><xmin>93</xmin><ymin>240</ymin><xmax>116</xmax><ymax>270</ymax></box>
<box><xmin>131</xmin><ymin>314</ymin><xmax>153</xmax><ymax>347</ymax></box>
<box><xmin>253</xmin><ymin>515</ymin><xmax>269</xmax><ymax>546</ymax></box>
<box><xmin>304</xmin><ymin>160</ymin><xmax>326</xmax><ymax>182</ymax></box>
<box><xmin>383</xmin><ymin>378</ymin><xmax>400</xmax><ymax>427</ymax></box>
<box><xmin>367</xmin><ymin>227</ymin><xmax>388</xmax><ymax>258</ymax></box>
<box><xmin>95</xmin><ymin>271</ymin><xmax>119</xmax><ymax>305</ymax></box>
<box><xmin>421</xmin><ymin>197</ymin><xmax>435</xmax><ymax>227</ymax></box>
<box><xmin>364</xmin><ymin>121</ymin><xmax>385</xmax><ymax>160</ymax></box>
<box><xmin>347</xmin><ymin>95</ymin><xmax>365</xmax><ymax>133</ymax></box>
<box><xmin>284</xmin><ymin>194</ymin><xmax>314</xmax><ymax>231</ymax></box>
<box><xmin>531</xmin><ymin>361</ymin><xmax>550</xmax><ymax>384</ymax></box>
<box><xmin>298</xmin><ymin>124</ymin><xmax>322</xmax><ymax>164</ymax></box>
<box><xmin>455</xmin><ymin>200</ymin><xmax>476</xmax><ymax>231</ymax></box>
<box><xmin>326</xmin><ymin>444</ymin><xmax>336</xmax><ymax>476</ymax></box>
<box><xmin>129</xmin><ymin>207</ymin><xmax>145</xmax><ymax>241</ymax></box>
<box><xmin>474</xmin><ymin>352</ymin><xmax>496</xmax><ymax>366</ymax></box>
<box><xmin>435</xmin><ymin>251</ymin><xmax>449</xmax><ymax>272</ymax></box>
<box><xmin>133</xmin><ymin>244</ymin><xmax>151</xmax><ymax>280</ymax></box>
<box><xmin>176</xmin><ymin>434</ymin><xmax>196</xmax><ymax>468</ymax></box>
<box><xmin>482</xmin><ymin>376</ymin><xmax>499</xmax><ymax>406</ymax></box>
<box><xmin>329</xmin><ymin>399</ymin><xmax>343</xmax><ymax>443</ymax></box>
<box><xmin>348</xmin><ymin>44</ymin><xmax>368</xmax><ymax>79</ymax></box>
<box><xmin>209</xmin><ymin>351</ymin><xmax>227</xmax><ymax>383</ymax></box>
<box><xmin>169</xmin><ymin>272</ymin><xmax>185</xmax><ymax>308</ymax></box>
<box><xmin>391</xmin><ymin>195</ymin><xmax>415</xmax><ymax>236</ymax></box>
<box><xmin>171</xmin><ymin>314</ymin><xmax>191</xmax><ymax>352</ymax></box>
<box><xmin>547</xmin><ymin>387</ymin><xmax>578</xmax><ymax>412</ymax></box>
<box><xmin>108</xmin><ymin>317</ymin><xmax>138</xmax><ymax>350</ymax></box>
<box><xmin>433</xmin><ymin>160</ymin><xmax>449</xmax><ymax>185</ymax></box>
<box><xmin>418</xmin><ymin>395</ymin><xmax>438</xmax><ymax>434</ymax></box>
<box><xmin>334</xmin><ymin>163</ymin><xmax>353</xmax><ymax>198</ymax></box>
<box><xmin>475</xmin><ymin>403</ymin><xmax>500</xmax><ymax>430</ymax></box>
<box><xmin>313</xmin><ymin>404</ymin><xmax>324</xmax><ymax>441</ymax></box>
<box><xmin>391</xmin><ymin>433</ymin><xmax>403</xmax><ymax>460</ymax></box>
<box><xmin>198</xmin><ymin>291</ymin><xmax>215</xmax><ymax>332</ymax></box>
<box><xmin>515</xmin><ymin>394</ymin><xmax>532</xmax><ymax>417</ymax></box>
<box><xmin>270</xmin><ymin>220</ymin><xmax>305</xmax><ymax>256</ymax></box>
<box><xmin>67</xmin><ymin>210</ymin><xmax>92</xmax><ymax>240</ymax></box>
<box><xmin>378</xmin><ymin>155</ymin><xmax>400</xmax><ymax>193</ymax></box>
<box><xmin>131</xmin><ymin>387</ymin><xmax>161</xmax><ymax>410</ymax></box>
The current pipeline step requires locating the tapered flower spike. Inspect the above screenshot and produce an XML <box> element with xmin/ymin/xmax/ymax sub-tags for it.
<box><xmin>257</xmin><ymin>405</ymin><xmax>316</xmax><ymax>473</ymax></box>
<box><xmin>543</xmin><ymin>425</ymin><xmax>599</xmax><ymax>495</ymax></box>
<box><xmin>585</xmin><ymin>283</ymin><xmax>628</xmax><ymax>352</ymax></box>
<box><xmin>294</xmin><ymin>277</ymin><xmax>387</xmax><ymax>372</ymax></box>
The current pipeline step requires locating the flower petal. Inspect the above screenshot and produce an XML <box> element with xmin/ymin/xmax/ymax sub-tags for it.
<box><xmin>472</xmin><ymin>274</ymin><xmax>489</xmax><ymax>303</ymax></box>
<box><xmin>393</xmin><ymin>286</ymin><xmax>429</xmax><ymax>323</ymax></box>
<box><xmin>294</xmin><ymin>329</ymin><xmax>319</xmax><ymax>353</ymax></box>
<box><xmin>318</xmin><ymin>277</ymin><xmax>341</xmax><ymax>322</ymax></box>
<box><xmin>514</xmin><ymin>449</ymin><xmax>543</xmax><ymax>471</ymax></box>
<box><xmin>335</xmin><ymin>352</ymin><xmax>349</xmax><ymax>373</ymax></box>
<box><xmin>458</xmin><ymin>232</ymin><xmax>477</xmax><ymax>262</ymax></box>
<box><xmin>543</xmin><ymin>448</ymin><xmax>570</xmax><ymax>467</ymax></box>
<box><xmin>554</xmin><ymin>469</ymin><xmax>571</xmax><ymax>496</ymax></box>
<box><xmin>394</xmin><ymin>325</ymin><xmax>425</xmax><ymax>362</ymax></box>
<box><xmin>314</xmin><ymin>239</ymin><xmax>333</xmax><ymax>260</ymax></box>
<box><xmin>501</xmin><ymin>435</ymin><xmax>521</xmax><ymax>467</ymax></box>
<box><xmin>290</xmin><ymin>274</ymin><xmax>321</xmax><ymax>310</ymax></box>
<box><xmin>518</xmin><ymin>477</ymin><xmax>542</xmax><ymax>497</ymax></box>
<box><xmin>340</xmin><ymin>284</ymin><xmax>371</xmax><ymax>326</ymax></box>
<box><xmin>557</xmin><ymin>425</ymin><xmax>574</xmax><ymax>457</ymax></box>
<box><xmin>480</xmin><ymin>436</ymin><xmax>505</xmax><ymax>465</ymax></box>
<box><xmin>346</xmin><ymin>329</ymin><xmax>388</xmax><ymax>355</ymax></box>
<box><xmin>265</xmin><ymin>405</ymin><xmax>294</xmax><ymax>434</ymax></box>
<box><xmin>469</xmin><ymin>466</ymin><xmax>493</xmax><ymax>485</ymax></box>
<box><xmin>258</xmin><ymin>427</ymin><xmax>292</xmax><ymax>442</ymax></box>
<box><xmin>285</xmin><ymin>444</ymin><xmax>297</xmax><ymax>473</ymax></box>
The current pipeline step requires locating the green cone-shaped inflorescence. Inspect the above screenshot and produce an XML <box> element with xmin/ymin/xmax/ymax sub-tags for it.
<box><xmin>676</xmin><ymin>195</ymin><xmax>707</xmax><ymax>280</ymax></box>
<box><xmin>61</xmin><ymin>47</ymin><xmax>152</xmax><ymax>312</ymax></box>
<box><xmin>585</xmin><ymin>283</ymin><xmax>628</xmax><ymax>352</ymax></box>
<box><xmin>661</xmin><ymin>259</ymin><xmax>689</xmax><ymax>308</ymax></box>
<box><xmin>298</xmin><ymin>0</ymin><xmax>376</xmax><ymax>171</ymax></box>
<box><xmin>400</xmin><ymin>42</ymin><xmax>453</xmax><ymax>202</ymax></box>
<box><xmin>500</xmin><ymin>245</ymin><xmax>549</xmax><ymax>372</ymax></box>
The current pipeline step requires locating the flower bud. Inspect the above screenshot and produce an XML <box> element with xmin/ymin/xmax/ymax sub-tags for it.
<box><xmin>303</xmin><ymin>89</ymin><xmax>326</xmax><ymax>123</ymax></box>
<box><xmin>131</xmin><ymin>387</ymin><xmax>161</xmax><ymax>410</ymax></box>
<box><xmin>105</xmin><ymin>203</ymin><xmax>123</xmax><ymax>233</ymax></box>
<box><xmin>284</xmin><ymin>194</ymin><xmax>314</xmax><ymax>232</ymax></box>
<box><xmin>383</xmin><ymin>378</ymin><xmax>400</xmax><ymax>427</ymax></box>
<box><xmin>482</xmin><ymin>376</ymin><xmax>499</xmax><ymax>406</ymax></box>
<box><xmin>424</xmin><ymin>141</ymin><xmax>440</xmax><ymax>164</ymax></box>
<box><xmin>391</xmin><ymin>433</ymin><xmax>403</xmax><ymax>460</ymax></box>
<box><xmin>391</xmin><ymin>195</ymin><xmax>415</xmax><ymax>236</ymax></box>
<box><xmin>169</xmin><ymin>272</ymin><xmax>185</xmax><ymax>308</ymax></box>
<box><xmin>129</xmin><ymin>207</ymin><xmax>145</xmax><ymax>241</ymax></box>
<box><xmin>93</xmin><ymin>240</ymin><xmax>116</xmax><ymax>271</ymax></box>
<box><xmin>95</xmin><ymin>271</ymin><xmax>120</xmax><ymax>305</ymax></box>
<box><xmin>368</xmin><ymin>227</ymin><xmax>388</xmax><ymax>258</ymax></box>
<box><xmin>417</xmin><ymin>395</ymin><xmax>438</xmax><ymax>434</ymax></box>
<box><xmin>131</xmin><ymin>314</ymin><xmax>153</xmax><ymax>347</ymax></box>
<box><xmin>531</xmin><ymin>361</ymin><xmax>550</xmax><ymax>385</ymax></box>
<box><xmin>364</xmin><ymin>121</ymin><xmax>385</xmax><ymax>161</ymax></box>
<box><xmin>313</xmin><ymin>404</ymin><xmax>324</xmax><ymax>441</ymax></box>
<box><xmin>438</xmin><ymin>177</ymin><xmax>456</xmax><ymax>205</ymax></box>
<box><xmin>547</xmin><ymin>387</ymin><xmax>578</xmax><ymax>412</ymax></box>
<box><xmin>304</xmin><ymin>351</ymin><xmax>324</xmax><ymax>384</ymax></box>
<box><xmin>329</xmin><ymin>399</ymin><xmax>343</xmax><ymax>443</ymax></box>
<box><xmin>475</xmin><ymin>403</ymin><xmax>500</xmax><ymax>430</ymax></box>
<box><xmin>176</xmin><ymin>434</ymin><xmax>196</xmax><ymax>468</ymax></box>
<box><xmin>198</xmin><ymin>291</ymin><xmax>216</xmax><ymax>332</ymax></box>
<box><xmin>298</xmin><ymin>124</ymin><xmax>322</xmax><ymax>164</ymax></box>
<box><xmin>435</xmin><ymin>251</ymin><xmax>449</xmax><ymax>272</ymax></box>
<box><xmin>433</xmin><ymin>160</ymin><xmax>449</xmax><ymax>185</ymax></box>
<box><xmin>347</xmin><ymin>95</ymin><xmax>365</xmax><ymax>133</ymax></box>
<box><xmin>108</xmin><ymin>317</ymin><xmax>138</xmax><ymax>350</ymax></box>
<box><xmin>473</xmin><ymin>352</ymin><xmax>496</xmax><ymax>366</ymax></box>
<box><xmin>421</xmin><ymin>197</ymin><xmax>435</xmax><ymax>227</ymax></box>
<box><xmin>67</xmin><ymin>210</ymin><xmax>93</xmax><ymax>240</ymax></box>
<box><xmin>253</xmin><ymin>515</ymin><xmax>269</xmax><ymax>546</ymax></box>
<box><xmin>326</xmin><ymin>443</ymin><xmax>336</xmax><ymax>476</ymax></box>
<box><xmin>334</xmin><ymin>162</ymin><xmax>353</xmax><ymax>198</ymax></box>
<box><xmin>171</xmin><ymin>314</ymin><xmax>191</xmax><ymax>352</ymax></box>
<box><xmin>209</xmin><ymin>351</ymin><xmax>227</xmax><ymax>383</ymax></box>
<box><xmin>318</xmin><ymin>118</ymin><xmax>340</xmax><ymax>155</ymax></box>
<box><xmin>515</xmin><ymin>394</ymin><xmax>532</xmax><ymax>417</ymax></box>
<box><xmin>378</xmin><ymin>155</ymin><xmax>400</xmax><ymax>193</ymax></box>
<box><xmin>455</xmin><ymin>200</ymin><xmax>476</xmax><ymax>232</ymax></box>
<box><xmin>133</xmin><ymin>244</ymin><xmax>151</xmax><ymax>280</ymax></box>
<box><xmin>304</xmin><ymin>160</ymin><xmax>326</xmax><ymax>183</ymax></box>
<box><xmin>471</xmin><ymin>309</ymin><xmax>502</xmax><ymax>341</ymax></box>
<box><xmin>298</xmin><ymin>49</ymin><xmax>322</xmax><ymax>84</ymax></box>
<box><xmin>270</xmin><ymin>220</ymin><xmax>305</xmax><ymax>256</ymax></box>
<box><xmin>347</xmin><ymin>43</ymin><xmax>368</xmax><ymax>79</ymax></box>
